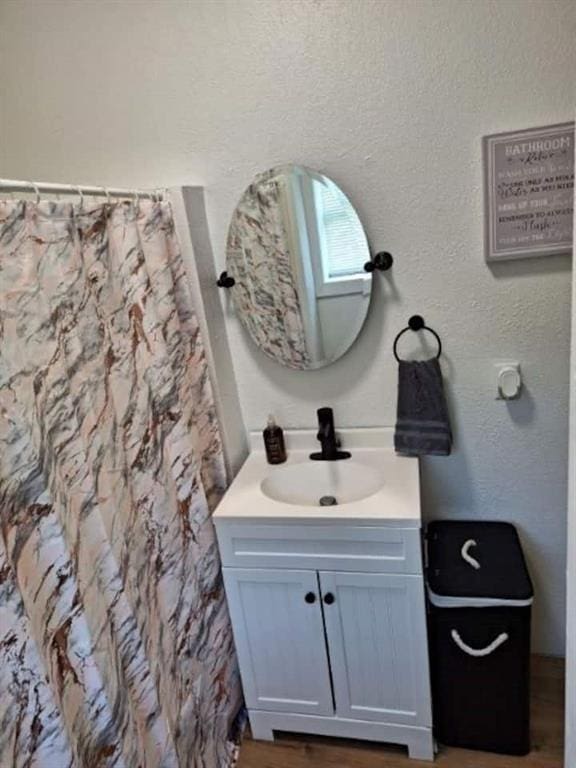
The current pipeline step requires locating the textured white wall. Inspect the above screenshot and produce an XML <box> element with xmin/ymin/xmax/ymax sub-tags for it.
<box><xmin>1</xmin><ymin>0</ymin><xmax>574</xmax><ymax>654</ymax></box>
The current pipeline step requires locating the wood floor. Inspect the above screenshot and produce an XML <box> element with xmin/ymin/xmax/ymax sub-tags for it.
<box><xmin>237</xmin><ymin>656</ymin><xmax>565</xmax><ymax>768</ymax></box>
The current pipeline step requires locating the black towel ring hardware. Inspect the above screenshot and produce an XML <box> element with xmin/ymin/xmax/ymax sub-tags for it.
<box><xmin>393</xmin><ymin>315</ymin><xmax>442</xmax><ymax>362</ymax></box>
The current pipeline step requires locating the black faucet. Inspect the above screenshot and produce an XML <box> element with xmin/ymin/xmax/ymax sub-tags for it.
<box><xmin>310</xmin><ymin>407</ymin><xmax>351</xmax><ymax>461</ymax></box>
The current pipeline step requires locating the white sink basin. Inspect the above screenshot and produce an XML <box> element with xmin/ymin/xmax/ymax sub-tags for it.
<box><xmin>213</xmin><ymin>428</ymin><xmax>421</xmax><ymax>526</ymax></box>
<box><xmin>261</xmin><ymin>460</ymin><xmax>384</xmax><ymax>506</ymax></box>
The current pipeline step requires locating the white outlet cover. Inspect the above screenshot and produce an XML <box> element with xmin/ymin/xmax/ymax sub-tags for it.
<box><xmin>494</xmin><ymin>362</ymin><xmax>522</xmax><ymax>400</ymax></box>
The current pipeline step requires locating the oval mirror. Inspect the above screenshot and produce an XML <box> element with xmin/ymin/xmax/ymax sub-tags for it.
<box><xmin>226</xmin><ymin>165</ymin><xmax>373</xmax><ymax>370</ymax></box>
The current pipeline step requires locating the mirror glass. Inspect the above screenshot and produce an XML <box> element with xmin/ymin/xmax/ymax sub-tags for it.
<box><xmin>226</xmin><ymin>165</ymin><xmax>372</xmax><ymax>370</ymax></box>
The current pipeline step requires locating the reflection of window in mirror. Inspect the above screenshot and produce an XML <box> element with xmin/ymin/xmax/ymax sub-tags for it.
<box><xmin>315</xmin><ymin>180</ymin><xmax>367</xmax><ymax>283</ymax></box>
<box><xmin>305</xmin><ymin>177</ymin><xmax>371</xmax><ymax>299</ymax></box>
<box><xmin>279</xmin><ymin>167</ymin><xmax>372</xmax><ymax>366</ymax></box>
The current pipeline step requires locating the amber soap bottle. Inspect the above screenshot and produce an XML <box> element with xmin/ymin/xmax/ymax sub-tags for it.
<box><xmin>263</xmin><ymin>415</ymin><xmax>286</xmax><ymax>464</ymax></box>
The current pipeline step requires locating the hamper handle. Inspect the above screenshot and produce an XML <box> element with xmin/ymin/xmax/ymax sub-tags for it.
<box><xmin>451</xmin><ymin>629</ymin><xmax>509</xmax><ymax>657</ymax></box>
<box><xmin>461</xmin><ymin>539</ymin><xmax>481</xmax><ymax>570</ymax></box>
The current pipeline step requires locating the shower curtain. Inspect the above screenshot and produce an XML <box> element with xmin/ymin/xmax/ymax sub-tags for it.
<box><xmin>0</xmin><ymin>199</ymin><xmax>241</xmax><ymax>767</ymax></box>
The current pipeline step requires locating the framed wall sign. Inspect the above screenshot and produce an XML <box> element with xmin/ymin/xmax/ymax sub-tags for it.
<box><xmin>483</xmin><ymin>122</ymin><xmax>574</xmax><ymax>261</ymax></box>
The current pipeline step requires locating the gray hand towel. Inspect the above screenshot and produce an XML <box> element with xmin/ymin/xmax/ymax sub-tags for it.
<box><xmin>394</xmin><ymin>358</ymin><xmax>452</xmax><ymax>456</ymax></box>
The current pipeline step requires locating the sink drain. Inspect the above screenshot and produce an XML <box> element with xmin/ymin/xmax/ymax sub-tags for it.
<box><xmin>319</xmin><ymin>495</ymin><xmax>338</xmax><ymax>507</ymax></box>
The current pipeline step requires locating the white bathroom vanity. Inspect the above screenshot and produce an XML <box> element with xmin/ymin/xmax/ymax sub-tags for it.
<box><xmin>214</xmin><ymin>429</ymin><xmax>434</xmax><ymax>761</ymax></box>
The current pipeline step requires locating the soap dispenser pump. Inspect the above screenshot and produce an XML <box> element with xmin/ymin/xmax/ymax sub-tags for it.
<box><xmin>263</xmin><ymin>415</ymin><xmax>286</xmax><ymax>465</ymax></box>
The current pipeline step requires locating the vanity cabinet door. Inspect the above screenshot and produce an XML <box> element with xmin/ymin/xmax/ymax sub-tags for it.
<box><xmin>222</xmin><ymin>568</ymin><xmax>334</xmax><ymax>715</ymax></box>
<box><xmin>319</xmin><ymin>571</ymin><xmax>432</xmax><ymax>727</ymax></box>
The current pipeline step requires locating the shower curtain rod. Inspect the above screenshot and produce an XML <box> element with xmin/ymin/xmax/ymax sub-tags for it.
<box><xmin>0</xmin><ymin>178</ymin><xmax>163</xmax><ymax>200</ymax></box>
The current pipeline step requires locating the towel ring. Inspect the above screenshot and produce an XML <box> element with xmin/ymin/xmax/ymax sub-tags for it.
<box><xmin>393</xmin><ymin>315</ymin><xmax>442</xmax><ymax>362</ymax></box>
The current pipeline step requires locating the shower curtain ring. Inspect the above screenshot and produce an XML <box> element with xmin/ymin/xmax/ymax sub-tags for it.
<box><xmin>30</xmin><ymin>182</ymin><xmax>41</xmax><ymax>204</ymax></box>
<box><xmin>133</xmin><ymin>189</ymin><xmax>140</xmax><ymax>209</ymax></box>
<box><xmin>76</xmin><ymin>185</ymin><xmax>85</xmax><ymax>210</ymax></box>
<box><xmin>103</xmin><ymin>187</ymin><xmax>112</xmax><ymax>205</ymax></box>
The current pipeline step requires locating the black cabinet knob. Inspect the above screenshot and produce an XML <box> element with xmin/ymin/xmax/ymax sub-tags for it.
<box><xmin>305</xmin><ymin>592</ymin><xmax>316</xmax><ymax>604</ymax></box>
<box><xmin>323</xmin><ymin>593</ymin><xmax>335</xmax><ymax>605</ymax></box>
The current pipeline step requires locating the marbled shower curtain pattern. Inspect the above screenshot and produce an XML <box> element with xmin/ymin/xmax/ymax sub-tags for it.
<box><xmin>0</xmin><ymin>199</ymin><xmax>241</xmax><ymax>767</ymax></box>
<box><xmin>226</xmin><ymin>168</ymin><xmax>311</xmax><ymax>369</ymax></box>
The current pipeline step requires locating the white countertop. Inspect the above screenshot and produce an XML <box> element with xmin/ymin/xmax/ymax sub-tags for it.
<box><xmin>213</xmin><ymin>428</ymin><xmax>421</xmax><ymax>527</ymax></box>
